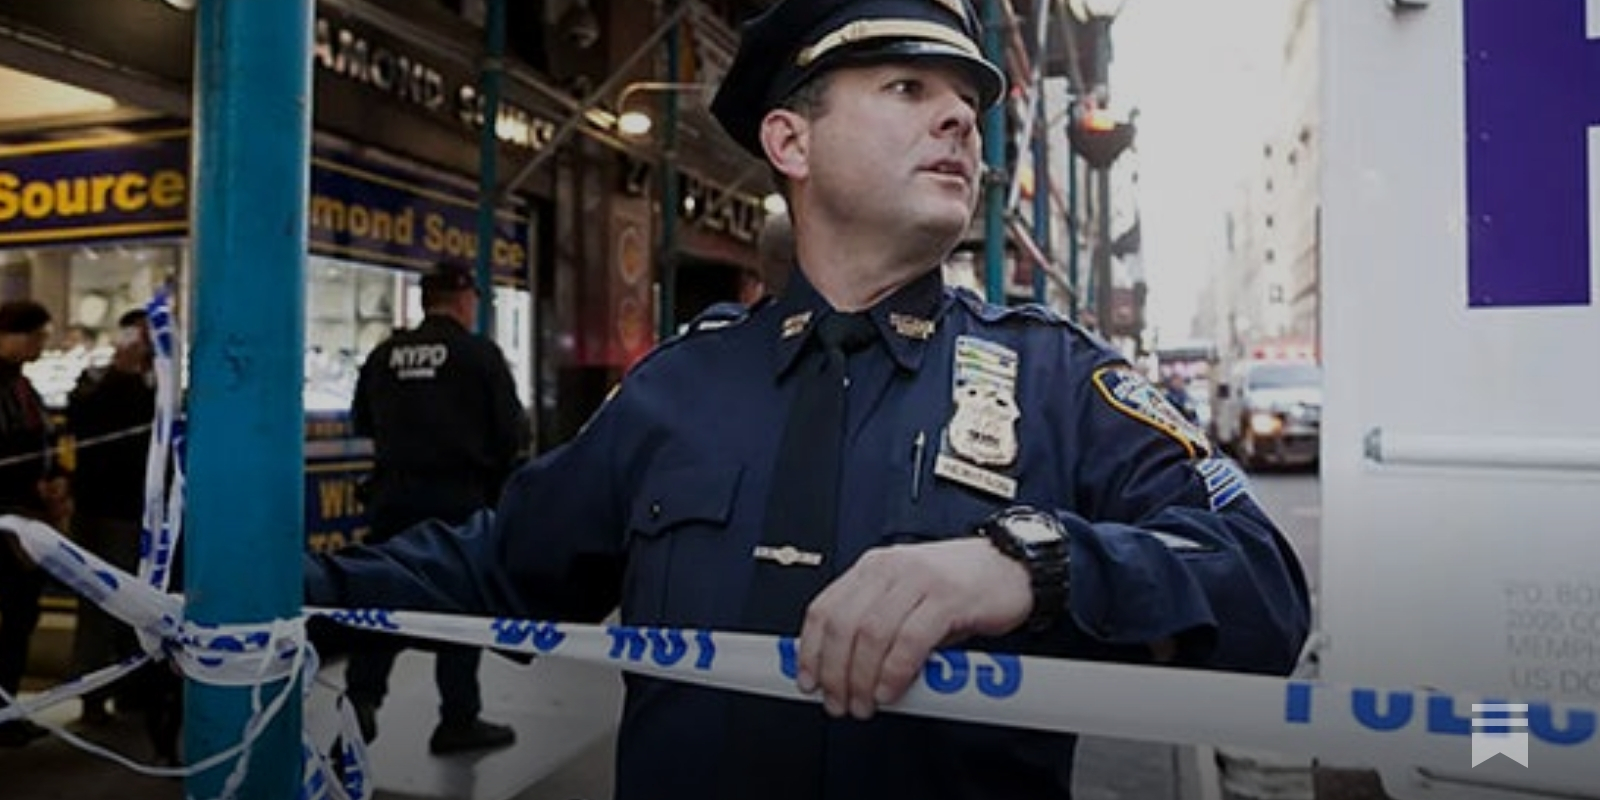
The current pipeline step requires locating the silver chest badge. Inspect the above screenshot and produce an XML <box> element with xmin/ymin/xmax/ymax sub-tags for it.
<box><xmin>934</xmin><ymin>336</ymin><xmax>1021</xmax><ymax>500</ymax></box>
<box><xmin>948</xmin><ymin>382</ymin><xmax>1019</xmax><ymax>465</ymax></box>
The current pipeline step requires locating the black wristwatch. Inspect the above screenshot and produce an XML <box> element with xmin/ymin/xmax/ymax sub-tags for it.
<box><xmin>976</xmin><ymin>506</ymin><xmax>1071</xmax><ymax>632</ymax></box>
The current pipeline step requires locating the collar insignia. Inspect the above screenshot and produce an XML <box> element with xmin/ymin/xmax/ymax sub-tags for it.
<box><xmin>781</xmin><ymin>312</ymin><xmax>813</xmax><ymax>339</ymax></box>
<box><xmin>889</xmin><ymin>312</ymin><xmax>936</xmax><ymax>340</ymax></box>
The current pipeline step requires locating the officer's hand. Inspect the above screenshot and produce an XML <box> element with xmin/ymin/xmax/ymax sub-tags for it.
<box><xmin>794</xmin><ymin>538</ymin><xmax>1031</xmax><ymax>720</ymax></box>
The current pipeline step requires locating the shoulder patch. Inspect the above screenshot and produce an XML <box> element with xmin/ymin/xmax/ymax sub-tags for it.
<box><xmin>1195</xmin><ymin>457</ymin><xmax>1251</xmax><ymax>510</ymax></box>
<box><xmin>1091</xmin><ymin>365</ymin><xmax>1213</xmax><ymax>459</ymax></box>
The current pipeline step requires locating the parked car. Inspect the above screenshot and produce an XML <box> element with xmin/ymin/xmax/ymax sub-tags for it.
<box><xmin>1212</xmin><ymin>359</ymin><xmax>1322</xmax><ymax>468</ymax></box>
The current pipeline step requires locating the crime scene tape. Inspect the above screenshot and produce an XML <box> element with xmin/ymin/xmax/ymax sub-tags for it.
<box><xmin>317</xmin><ymin>608</ymin><xmax>1600</xmax><ymax>787</ymax></box>
<box><xmin>6</xmin><ymin>292</ymin><xmax>1597</xmax><ymax>796</ymax></box>
<box><xmin>6</xmin><ymin>512</ymin><xmax>1600</xmax><ymax>794</ymax></box>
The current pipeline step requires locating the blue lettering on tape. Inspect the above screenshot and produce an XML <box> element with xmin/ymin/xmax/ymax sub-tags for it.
<box><xmin>1285</xmin><ymin>683</ymin><xmax>1598</xmax><ymax>746</ymax></box>
<box><xmin>1352</xmin><ymin>689</ymin><xmax>1415</xmax><ymax>731</ymax></box>
<box><xmin>491</xmin><ymin>619</ymin><xmax>566</xmax><ymax>652</ymax></box>
<box><xmin>608</xmin><ymin>626</ymin><xmax>649</xmax><ymax>662</ymax></box>
<box><xmin>975</xmin><ymin>653</ymin><xmax>1022</xmax><ymax>697</ymax></box>
<box><xmin>606</xmin><ymin>625</ymin><xmax>717</xmax><ymax>670</ymax></box>
<box><xmin>774</xmin><ymin>641</ymin><xmax>1022</xmax><ymax>699</ymax></box>
<box><xmin>328</xmin><ymin>609</ymin><xmax>400</xmax><ymax>630</ymax></box>
<box><xmin>925</xmin><ymin>652</ymin><xmax>970</xmax><ymax>694</ymax></box>
<box><xmin>694</xmin><ymin>630</ymin><xmax>716</xmax><ymax>670</ymax></box>
<box><xmin>646</xmin><ymin>629</ymin><xmax>689</xmax><ymax>667</ymax></box>
<box><xmin>778</xmin><ymin>637</ymin><xmax>800</xmax><ymax>680</ymax></box>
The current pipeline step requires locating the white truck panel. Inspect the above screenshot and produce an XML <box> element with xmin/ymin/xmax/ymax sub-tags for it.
<box><xmin>1321</xmin><ymin>0</ymin><xmax>1600</xmax><ymax>794</ymax></box>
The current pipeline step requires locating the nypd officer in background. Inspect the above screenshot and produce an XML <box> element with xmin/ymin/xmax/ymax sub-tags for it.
<box><xmin>309</xmin><ymin>1</ymin><xmax>1309</xmax><ymax>797</ymax></box>
<box><xmin>344</xmin><ymin>261</ymin><xmax>529</xmax><ymax>755</ymax></box>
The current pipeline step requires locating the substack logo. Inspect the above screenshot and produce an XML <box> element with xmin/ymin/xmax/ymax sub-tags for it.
<box><xmin>1472</xmin><ymin>703</ymin><xmax>1530</xmax><ymax>767</ymax></box>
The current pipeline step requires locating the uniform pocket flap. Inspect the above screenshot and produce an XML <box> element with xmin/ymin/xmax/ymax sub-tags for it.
<box><xmin>630</xmin><ymin>463</ymin><xmax>743</xmax><ymax>538</ymax></box>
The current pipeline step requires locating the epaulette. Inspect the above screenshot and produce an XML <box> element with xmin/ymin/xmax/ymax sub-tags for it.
<box><xmin>951</xmin><ymin>286</ymin><xmax>1073</xmax><ymax>327</ymax></box>
<box><xmin>636</xmin><ymin>300</ymin><xmax>756</xmax><ymax>367</ymax></box>
<box><xmin>604</xmin><ymin>300</ymin><xmax>759</xmax><ymax>410</ymax></box>
<box><xmin>950</xmin><ymin>287</ymin><xmax>1118</xmax><ymax>355</ymax></box>
<box><xmin>683</xmin><ymin>300</ymin><xmax>755</xmax><ymax>335</ymax></box>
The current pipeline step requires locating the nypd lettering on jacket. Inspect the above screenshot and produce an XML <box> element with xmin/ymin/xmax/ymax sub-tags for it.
<box><xmin>387</xmin><ymin>343</ymin><xmax>449</xmax><ymax>379</ymax></box>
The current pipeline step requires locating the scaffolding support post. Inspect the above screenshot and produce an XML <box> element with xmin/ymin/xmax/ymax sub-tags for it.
<box><xmin>657</xmin><ymin>0</ymin><xmax>684</xmax><ymax>340</ymax></box>
<box><xmin>1031</xmin><ymin>107</ymin><xmax>1052</xmax><ymax>304</ymax></box>
<box><xmin>982</xmin><ymin>0</ymin><xmax>1009</xmax><ymax>304</ymax></box>
<box><xmin>185</xmin><ymin>0</ymin><xmax>312</xmax><ymax>796</ymax></box>
<box><xmin>474</xmin><ymin>0</ymin><xmax>506</xmax><ymax>333</ymax></box>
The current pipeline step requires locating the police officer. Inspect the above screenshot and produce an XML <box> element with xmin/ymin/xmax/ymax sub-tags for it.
<box><xmin>345</xmin><ymin>262</ymin><xmax>529</xmax><ymax>755</ymax></box>
<box><xmin>309</xmin><ymin>1</ymin><xmax>1309</xmax><ymax>797</ymax></box>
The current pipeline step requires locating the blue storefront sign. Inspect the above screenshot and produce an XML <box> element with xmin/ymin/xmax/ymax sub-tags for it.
<box><xmin>0</xmin><ymin>127</ymin><xmax>529</xmax><ymax>281</ymax></box>
<box><xmin>0</xmin><ymin>130</ymin><xmax>190</xmax><ymax>245</ymax></box>
<box><xmin>304</xmin><ymin>412</ymin><xmax>373</xmax><ymax>553</ymax></box>
<box><xmin>1464</xmin><ymin>0</ymin><xmax>1600</xmax><ymax>307</ymax></box>
<box><xmin>310</xmin><ymin>156</ymin><xmax>527</xmax><ymax>278</ymax></box>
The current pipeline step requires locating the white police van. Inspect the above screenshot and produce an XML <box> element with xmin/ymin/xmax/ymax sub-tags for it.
<box><xmin>1314</xmin><ymin>1</ymin><xmax>1600</xmax><ymax>797</ymax></box>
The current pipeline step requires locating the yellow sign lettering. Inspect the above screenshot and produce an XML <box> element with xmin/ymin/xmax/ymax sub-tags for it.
<box><xmin>0</xmin><ymin>169</ymin><xmax>189</xmax><ymax>223</ymax></box>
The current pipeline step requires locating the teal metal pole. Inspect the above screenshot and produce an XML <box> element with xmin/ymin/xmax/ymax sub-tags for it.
<box><xmin>981</xmin><ymin>0</ymin><xmax>1008</xmax><ymax>304</ymax></box>
<box><xmin>658</xmin><ymin>1</ymin><xmax>682</xmax><ymax>340</ymax></box>
<box><xmin>186</xmin><ymin>1</ymin><xmax>311</xmax><ymax>797</ymax></box>
<box><xmin>1094</xmin><ymin>166</ymin><xmax>1112</xmax><ymax>331</ymax></box>
<box><xmin>1066</xmin><ymin>100</ymin><xmax>1080</xmax><ymax>321</ymax></box>
<box><xmin>1031</xmin><ymin>106</ymin><xmax>1051</xmax><ymax>304</ymax></box>
<box><xmin>474</xmin><ymin>0</ymin><xmax>505</xmax><ymax>334</ymax></box>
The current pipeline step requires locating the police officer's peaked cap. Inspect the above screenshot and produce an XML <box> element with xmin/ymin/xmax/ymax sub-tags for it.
<box><xmin>710</xmin><ymin>0</ymin><xmax>1007</xmax><ymax>157</ymax></box>
<box><xmin>419</xmin><ymin>262</ymin><xmax>478</xmax><ymax>293</ymax></box>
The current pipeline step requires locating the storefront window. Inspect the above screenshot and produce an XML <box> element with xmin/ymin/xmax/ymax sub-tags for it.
<box><xmin>304</xmin><ymin>256</ymin><xmax>533</xmax><ymax>412</ymax></box>
<box><xmin>493</xmin><ymin>284</ymin><xmax>533</xmax><ymax>408</ymax></box>
<box><xmin>2</xmin><ymin>242</ymin><xmax>180</xmax><ymax>409</ymax></box>
<box><xmin>305</xmin><ymin>255</ymin><xmax>406</xmax><ymax>413</ymax></box>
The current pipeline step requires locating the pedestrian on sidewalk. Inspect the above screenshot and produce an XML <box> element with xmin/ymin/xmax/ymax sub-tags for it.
<box><xmin>0</xmin><ymin>299</ymin><xmax>65</xmax><ymax>748</ymax></box>
<box><xmin>308</xmin><ymin>1</ymin><xmax>1310</xmax><ymax>797</ymax></box>
<box><xmin>66</xmin><ymin>308</ymin><xmax>156</xmax><ymax>726</ymax></box>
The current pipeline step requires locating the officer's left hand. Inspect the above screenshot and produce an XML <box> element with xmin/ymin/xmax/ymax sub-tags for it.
<box><xmin>794</xmin><ymin>538</ymin><xmax>1031</xmax><ymax>720</ymax></box>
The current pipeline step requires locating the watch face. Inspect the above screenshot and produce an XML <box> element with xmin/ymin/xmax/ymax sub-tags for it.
<box><xmin>1008</xmin><ymin>513</ymin><xmax>1061</xmax><ymax>545</ymax></box>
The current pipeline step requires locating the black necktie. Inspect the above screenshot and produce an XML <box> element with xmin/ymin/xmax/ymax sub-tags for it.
<box><xmin>748</xmin><ymin>311</ymin><xmax>879</xmax><ymax>628</ymax></box>
<box><xmin>718</xmin><ymin>311</ymin><xmax>879</xmax><ymax>800</ymax></box>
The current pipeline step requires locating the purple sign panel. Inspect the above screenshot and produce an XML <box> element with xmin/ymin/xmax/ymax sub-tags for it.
<box><xmin>1465</xmin><ymin>0</ymin><xmax>1600</xmax><ymax>307</ymax></box>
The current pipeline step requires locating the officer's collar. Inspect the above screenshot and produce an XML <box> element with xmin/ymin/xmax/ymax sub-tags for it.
<box><xmin>771</xmin><ymin>266</ymin><xmax>947</xmax><ymax>378</ymax></box>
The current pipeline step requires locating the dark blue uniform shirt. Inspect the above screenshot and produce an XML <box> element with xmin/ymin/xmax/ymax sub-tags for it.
<box><xmin>308</xmin><ymin>269</ymin><xmax>1310</xmax><ymax>799</ymax></box>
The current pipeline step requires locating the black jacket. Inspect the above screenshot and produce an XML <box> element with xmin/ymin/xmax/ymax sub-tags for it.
<box><xmin>67</xmin><ymin>367</ymin><xmax>155</xmax><ymax>520</ymax></box>
<box><xmin>352</xmin><ymin>315</ymin><xmax>529</xmax><ymax>538</ymax></box>
<box><xmin>0</xmin><ymin>361</ymin><xmax>53</xmax><ymax>515</ymax></box>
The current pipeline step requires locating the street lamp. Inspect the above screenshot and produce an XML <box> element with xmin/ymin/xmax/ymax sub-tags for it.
<box><xmin>1065</xmin><ymin>0</ymin><xmax>1130</xmax><ymax>341</ymax></box>
<box><xmin>613</xmin><ymin>81</ymin><xmax>715</xmax><ymax>138</ymax></box>
<box><xmin>610</xmin><ymin>80</ymin><xmax>716</xmax><ymax>339</ymax></box>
